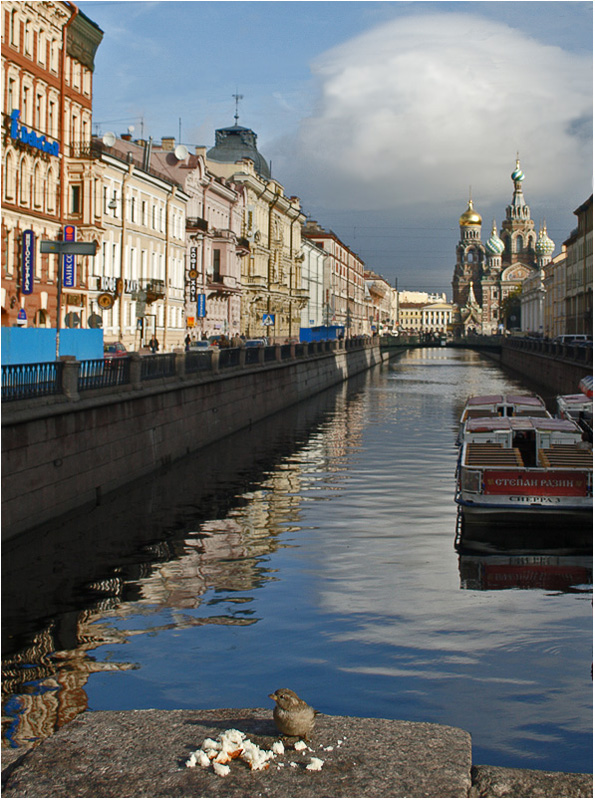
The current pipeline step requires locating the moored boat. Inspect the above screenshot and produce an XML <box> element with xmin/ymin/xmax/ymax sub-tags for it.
<box><xmin>456</xmin><ymin>415</ymin><xmax>593</xmax><ymax>525</ymax></box>
<box><xmin>457</xmin><ymin>393</ymin><xmax>550</xmax><ymax>444</ymax></box>
<box><xmin>556</xmin><ymin>376</ymin><xmax>593</xmax><ymax>442</ymax></box>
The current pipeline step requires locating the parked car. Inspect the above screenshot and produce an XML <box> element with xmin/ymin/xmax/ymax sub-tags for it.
<box><xmin>104</xmin><ymin>342</ymin><xmax>128</xmax><ymax>358</ymax></box>
<box><xmin>188</xmin><ymin>340</ymin><xmax>211</xmax><ymax>349</ymax></box>
<box><xmin>554</xmin><ymin>335</ymin><xmax>592</xmax><ymax>345</ymax></box>
<box><xmin>245</xmin><ymin>338</ymin><xmax>267</xmax><ymax>347</ymax></box>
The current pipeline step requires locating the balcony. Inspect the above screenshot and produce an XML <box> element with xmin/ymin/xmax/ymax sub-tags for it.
<box><xmin>145</xmin><ymin>279</ymin><xmax>165</xmax><ymax>303</ymax></box>
<box><xmin>187</xmin><ymin>217</ymin><xmax>209</xmax><ymax>232</ymax></box>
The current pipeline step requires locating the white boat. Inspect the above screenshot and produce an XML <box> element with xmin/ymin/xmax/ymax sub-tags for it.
<box><xmin>556</xmin><ymin>376</ymin><xmax>593</xmax><ymax>441</ymax></box>
<box><xmin>456</xmin><ymin>415</ymin><xmax>593</xmax><ymax>524</ymax></box>
<box><xmin>457</xmin><ymin>393</ymin><xmax>550</xmax><ymax>444</ymax></box>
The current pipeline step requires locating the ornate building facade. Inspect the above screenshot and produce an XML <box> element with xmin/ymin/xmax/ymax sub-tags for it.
<box><xmin>204</xmin><ymin>122</ymin><xmax>307</xmax><ymax>342</ymax></box>
<box><xmin>2</xmin><ymin>1</ymin><xmax>103</xmax><ymax>328</ymax></box>
<box><xmin>452</xmin><ymin>160</ymin><xmax>553</xmax><ymax>335</ymax></box>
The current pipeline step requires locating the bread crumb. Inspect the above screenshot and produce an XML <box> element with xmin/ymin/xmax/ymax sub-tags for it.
<box><xmin>212</xmin><ymin>762</ymin><xmax>230</xmax><ymax>777</ymax></box>
<box><xmin>306</xmin><ymin>757</ymin><xmax>324</xmax><ymax>771</ymax></box>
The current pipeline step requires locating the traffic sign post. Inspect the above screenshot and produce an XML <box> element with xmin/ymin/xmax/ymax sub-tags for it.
<box><xmin>40</xmin><ymin>240</ymin><xmax>97</xmax><ymax>358</ymax></box>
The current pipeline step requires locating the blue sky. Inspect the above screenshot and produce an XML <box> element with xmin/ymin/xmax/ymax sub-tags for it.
<box><xmin>78</xmin><ymin>1</ymin><xmax>593</xmax><ymax>294</ymax></box>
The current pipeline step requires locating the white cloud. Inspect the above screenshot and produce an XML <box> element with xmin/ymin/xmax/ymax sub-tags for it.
<box><xmin>274</xmin><ymin>12</ymin><xmax>592</xmax><ymax>214</ymax></box>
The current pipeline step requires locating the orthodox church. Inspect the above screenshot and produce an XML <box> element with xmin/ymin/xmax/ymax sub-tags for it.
<box><xmin>452</xmin><ymin>159</ymin><xmax>555</xmax><ymax>335</ymax></box>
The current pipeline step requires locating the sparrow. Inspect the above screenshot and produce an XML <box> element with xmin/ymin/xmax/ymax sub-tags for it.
<box><xmin>269</xmin><ymin>688</ymin><xmax>318</xmax><ymax>739</ymax></box>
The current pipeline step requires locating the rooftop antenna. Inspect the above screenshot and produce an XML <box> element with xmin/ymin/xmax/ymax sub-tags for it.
<box><xmin>232</xmin><ymin>91</ymin><xmax>244</xmax><ymax>125</ymax></box>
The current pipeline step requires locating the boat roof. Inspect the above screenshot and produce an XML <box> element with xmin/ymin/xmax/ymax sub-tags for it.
<box><xmin>465</xmin><ymin>394</ymin><xmax>545</xmax><ymax>408</ymax></box>
<box><xmin>465</xmin><ymin>416</ymin><xmax>580</xmax><ymax>433</ymax></box>
<box><xmin>557</xmin><ymin>394</ymin><xmax>593</xmax><ymax>407</ymax></box>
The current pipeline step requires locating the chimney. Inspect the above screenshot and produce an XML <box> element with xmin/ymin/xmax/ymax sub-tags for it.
<box><xmin>121</xmin><ymin>133</ymin><xmax>132</xmax><ymax>141</ymax></box>
<box><xmin>161</xmin><ymin>137</ymin><xmax>175</xmax><ymax>151</ymax></box>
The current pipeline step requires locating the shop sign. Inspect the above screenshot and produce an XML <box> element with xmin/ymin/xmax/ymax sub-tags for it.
<box><xmin>21</xmin><ymin>230</ymin><xmax>35</xmax><ymax>295</ymax></box>
<box><xmin>97</xmin><ymin>276</ymin><xmax>139</xmax><ymax>293</ymax></box>
<box><xmin>197</xmin><ymin>294</ymin><xmax>206</xmax><ymax>318</ymax></box>
<box><xmin>10</xmin><ymin>110</ymin><xmax>60</xmax><ymax>156</ymax></box>
<box><xmin>63</xmin><ymin>225</ymin><xmax>76</xmax><ymax>288</ymax></box>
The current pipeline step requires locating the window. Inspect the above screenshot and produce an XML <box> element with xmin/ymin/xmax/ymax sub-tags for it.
<box><xmin>35</xmin><ymin>93</ymin><xmax>43</xmax><ymax>129</ymax></box>
<box><xmin>70</xmin><ymin>185</ymin><xmax>81</xmax><ymax>214</ymax></box>
<box><xmin>38</xmin><ymin>29</ymin><xmax>46</xmax><ymax>64</ymax></box>
<box><xmin>8</xmin><ymin>78</ymin><xmax>16</xmax><ymax>112</ymax></box>
<box><xmin>130</xmin><ymin>196</ymin><xmax>135</xmax><ymax>223</ymax></box>
<box><xmin>22</xmin><ymin>85</ymin><xmax>31</xmax><ymax>125</ymax></box>
<box><xmin>213</xmin><ymin>249</ymin><xmax>221</xmax><ymax>281</ymax></box>
<box><xmin>48</xmin><ymin>100</ymin><xmax>56</xmax><ymax>137</ymax></box>
<box><xmin>47</xmin><ymin>167</ymin><xmax>56</xmax><ymax>213</ymax></box>
<box><xmin>24</xmin><ymin>19</ymin><xmax>32</xmax><ymax>54</ymax></box>
<box><xmin>10</xmin><ymin>10</ymin><xmax>18</xmax><ymax>47</ymax></box>
<box><xmin>4</xmin><ymin>151</ymin><xmax>16</xmax><ymax>200</ymax></box>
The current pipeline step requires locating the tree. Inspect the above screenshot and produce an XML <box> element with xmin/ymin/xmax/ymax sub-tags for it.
<box><xmin>501</xmin><ymin>287</ymin><xmax>522</xmax><ymax>329</ymax></box>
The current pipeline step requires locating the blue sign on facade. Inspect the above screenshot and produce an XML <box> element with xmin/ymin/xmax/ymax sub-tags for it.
<box><xmin>63</xmin><ymin>225</ymin><xmax>76</xmax><ymax>288</ymax></box>
<box><xmin>21</xmin><ymin>230</ymin><xmax>35</xmax><ymax>295</ymax></box>
<box><xmin>262</xmin><ymin>313</ymin><xmax>275</xmax><ymax>326</ymax></box>
<box><xmin>197</xmin><ymin>294</ymin><xmax>206</xmax><ymax>318</ymax></box>
<box><xmin>10</xmin><ymin>110</ymin><xmax>60</xmax><ymax>156</ymax></box>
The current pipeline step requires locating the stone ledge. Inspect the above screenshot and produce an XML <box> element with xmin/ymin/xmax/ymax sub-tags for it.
<box><xmin>470</xmin><ymin>765</ymin><xmax>593</xmax><ymax>798</ymax></box>
<box><xmin>1</xmin><ymin>710</ymin><xmax>591</xmax><ymax>798</ymax></box>
<box><xmin>2</xmin><ymin>708</ymin><xmax>471</xmax><ymax>797</ymax></box>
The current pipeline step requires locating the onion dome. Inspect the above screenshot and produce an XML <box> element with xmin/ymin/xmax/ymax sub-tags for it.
<box><xmin>485</xmin><ymin>221</ymin><xmax>505</xmax><ymax>255</ymax></box>
<box><xmin>511</xmin><ymin>158</ymin><xmax>525</xmax><ymax>182</ymax></box>
<box><xmin>459</xmin><ymin>199</ymin><xmax>482</xmax><ymax>227</ymax></box>
<box><xmin>536</xmin><ymin>222</ymin><xmax>555</xmax><ymax>256</ymax></box>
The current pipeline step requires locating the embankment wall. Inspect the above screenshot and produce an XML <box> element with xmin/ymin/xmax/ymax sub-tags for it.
<box><xmin>2</xmin><ymin>345</ymin><xmax>385</xmax><ymax>540</ymax></box>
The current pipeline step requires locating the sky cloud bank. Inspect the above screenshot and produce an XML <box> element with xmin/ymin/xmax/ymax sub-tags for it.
<box><xmin>274</xmin><ymin>12</ymin><xmax>592</xmax><ymax>217</ymax></box>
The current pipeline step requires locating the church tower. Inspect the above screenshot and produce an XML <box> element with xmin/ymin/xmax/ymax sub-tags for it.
<box><xmin>452</xmin><ymin>196</ymin><xmax>485</xmax><ymax>309</ymax></box>
<box><xmin>500</xmin><ymin>158</ymin><xmax>537</xmax><ymax>268</ymax></box>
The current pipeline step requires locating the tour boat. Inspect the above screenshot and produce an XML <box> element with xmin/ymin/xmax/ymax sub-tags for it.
<box><xmin>456</xmin><ymin>415</ymin><xmax>593</xmax><ymax>525</ymax></box>
<box><xmin>457</xmin><ymin>393</ymin><xmax>550</xmax><ymax>444</ymax></box>
<box><xmin>556</xmin><ymin>376</ymin><xmax>593</xmax><ymax>441</ymax></box>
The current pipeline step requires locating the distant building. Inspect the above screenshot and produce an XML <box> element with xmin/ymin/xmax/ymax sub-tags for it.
<box><xmin>205</xmin><ymin>121</ymin><xmax>307</xmax><ymax>342</ymax></box>
<box><xmin>300</xmin><ymin>237</ymin><xmax>327</xmax><ymax>332</ymax></box>
<box><xmin>452</xmin><ymin>159</ymin><xmax>551</xmax><ymax>335</ymax></box>
<box><xmin>562</xmin><ymin>194</ymin><xmax>592</xmax><ymax>336</ymax></box>
<box><xmin>302</xmin><ymin>220</ymin><xmax>366</xmax><ymax>335</ymax></box>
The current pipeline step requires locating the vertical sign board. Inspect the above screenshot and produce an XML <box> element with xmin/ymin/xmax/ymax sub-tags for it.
<box><xmin>63</xmin><ymin>224</ymin><xmax>76</xmax><ymax>288</ymax></box>
<box><xmin>21</xmin><ymin>230</ymin><xmax>35</xmax><ymax>294</ymax></box>
<box><xmin>188</xmin><ymin>247</ymin><xmax>198</xmax><ymax>303</ymax></box>
<box><xmin>197</xmin><ymin>294</ymin><xmax>206</xmax><ymax>318</ymax></box>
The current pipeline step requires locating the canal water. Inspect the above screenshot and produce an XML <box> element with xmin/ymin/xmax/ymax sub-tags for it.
<box><xmin>2</xmin><ymin>348</ymin><xmax>592</xmax><ymax>774</ymax></box>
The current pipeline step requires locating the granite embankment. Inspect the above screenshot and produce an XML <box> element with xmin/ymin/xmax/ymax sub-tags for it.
<box><xmin>2</xmin><ymin>709</ymin><xmax>592</xmax><ymax>798</ymax></box>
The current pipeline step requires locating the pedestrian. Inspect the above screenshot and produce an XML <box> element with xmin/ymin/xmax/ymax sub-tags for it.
<box><xmin>149</xmin><ymin>335</ymin><xmax>159</xmax><ymax>353</ymax></box>
<box><xmin>185</xmin><ymin>333</ymin><xmax>191</xmax><ymax>352</ymax></box>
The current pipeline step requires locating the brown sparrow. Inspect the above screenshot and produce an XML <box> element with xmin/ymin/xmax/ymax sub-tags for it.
<box><xmin>269</xmin><ymin>688</ymin><xmax>317</xmax><ymax>738</ymax></box>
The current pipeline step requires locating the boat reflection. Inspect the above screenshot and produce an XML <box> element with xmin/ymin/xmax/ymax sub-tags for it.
<box><xmin>455</xmin><ymin>520</ymin><xmax>592</xmax><ymax>592</ymax></box>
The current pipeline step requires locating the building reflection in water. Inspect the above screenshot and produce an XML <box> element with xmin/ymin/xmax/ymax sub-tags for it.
<box><xmin>2</xmin><ymin>373</ymin><xmax>370</xmax><ymax>749</ymax></box>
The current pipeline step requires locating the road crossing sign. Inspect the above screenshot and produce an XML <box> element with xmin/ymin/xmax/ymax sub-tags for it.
<box><xmin>262</xmin><ymin>314</ymin><xmax>275</xmax><ymax>326</ymax></box>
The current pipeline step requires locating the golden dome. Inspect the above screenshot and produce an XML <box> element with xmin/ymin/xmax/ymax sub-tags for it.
<box><xmin>459</xmin><ymin>199</ymin><xmax>482</xmax><ymax>227</ymax></box>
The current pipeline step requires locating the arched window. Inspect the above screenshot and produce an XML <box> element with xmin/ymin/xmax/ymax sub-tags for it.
<box><xmin>19</xmin><ymin>156</ymin><xmax>30</xmax><ymax>204</ymax></box>
<box><xmin>4</xmin><ymin>151</ymin><xmax>16</xmax><ymax>200</ymax></box>
<box><xmin>33</xmin><ymin>161</ymin><xmax>44</xmax><ymax>208</ymax></box>
<box><xmin>46</xmin><ymin>166</ymin><xmax>57</xmax><ymax>213</ymax></box>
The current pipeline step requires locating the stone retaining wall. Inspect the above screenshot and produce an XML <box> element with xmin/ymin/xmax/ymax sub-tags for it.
<box><xmin>2</xmin><ymin>344</ymin><xmax>384</xmax><ymax>540</ymax></box>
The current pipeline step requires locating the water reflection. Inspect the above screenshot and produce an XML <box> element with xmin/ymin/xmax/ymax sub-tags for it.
<box><xmin>2</xmin><ymin>374</ymin><xmax>370</xmax><ymax>748</ymax></box>
<box><xmin>2</xmin><ymin>350</ymin><xmax>591</xmax><ymax>774</ymax></box>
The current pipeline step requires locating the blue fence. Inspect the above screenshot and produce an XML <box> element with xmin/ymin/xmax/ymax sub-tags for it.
<box><xmin>2</xmin><ymin>361</ymin><xmax>64</xmax><ymax>401</ymax></box>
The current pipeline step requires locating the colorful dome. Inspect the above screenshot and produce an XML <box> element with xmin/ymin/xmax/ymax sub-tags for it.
<box><xmin>536</xmin><ymin>223</ymin><xmax>555</xmax><ymax>256</ymax></box>
<box><xmin>485</xmin><ymin>222</ymin><xmax>505</xmax><ymax>255</ymax></box>
<box><xmin>511</xmin><ymin>158</ymin><xmax>525</xmax><ymax>182</ymax></box>
<box><xmin>459</xmin><ymin>199</ymin><xmax>482</xmax><ymax>227</ymax></box>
